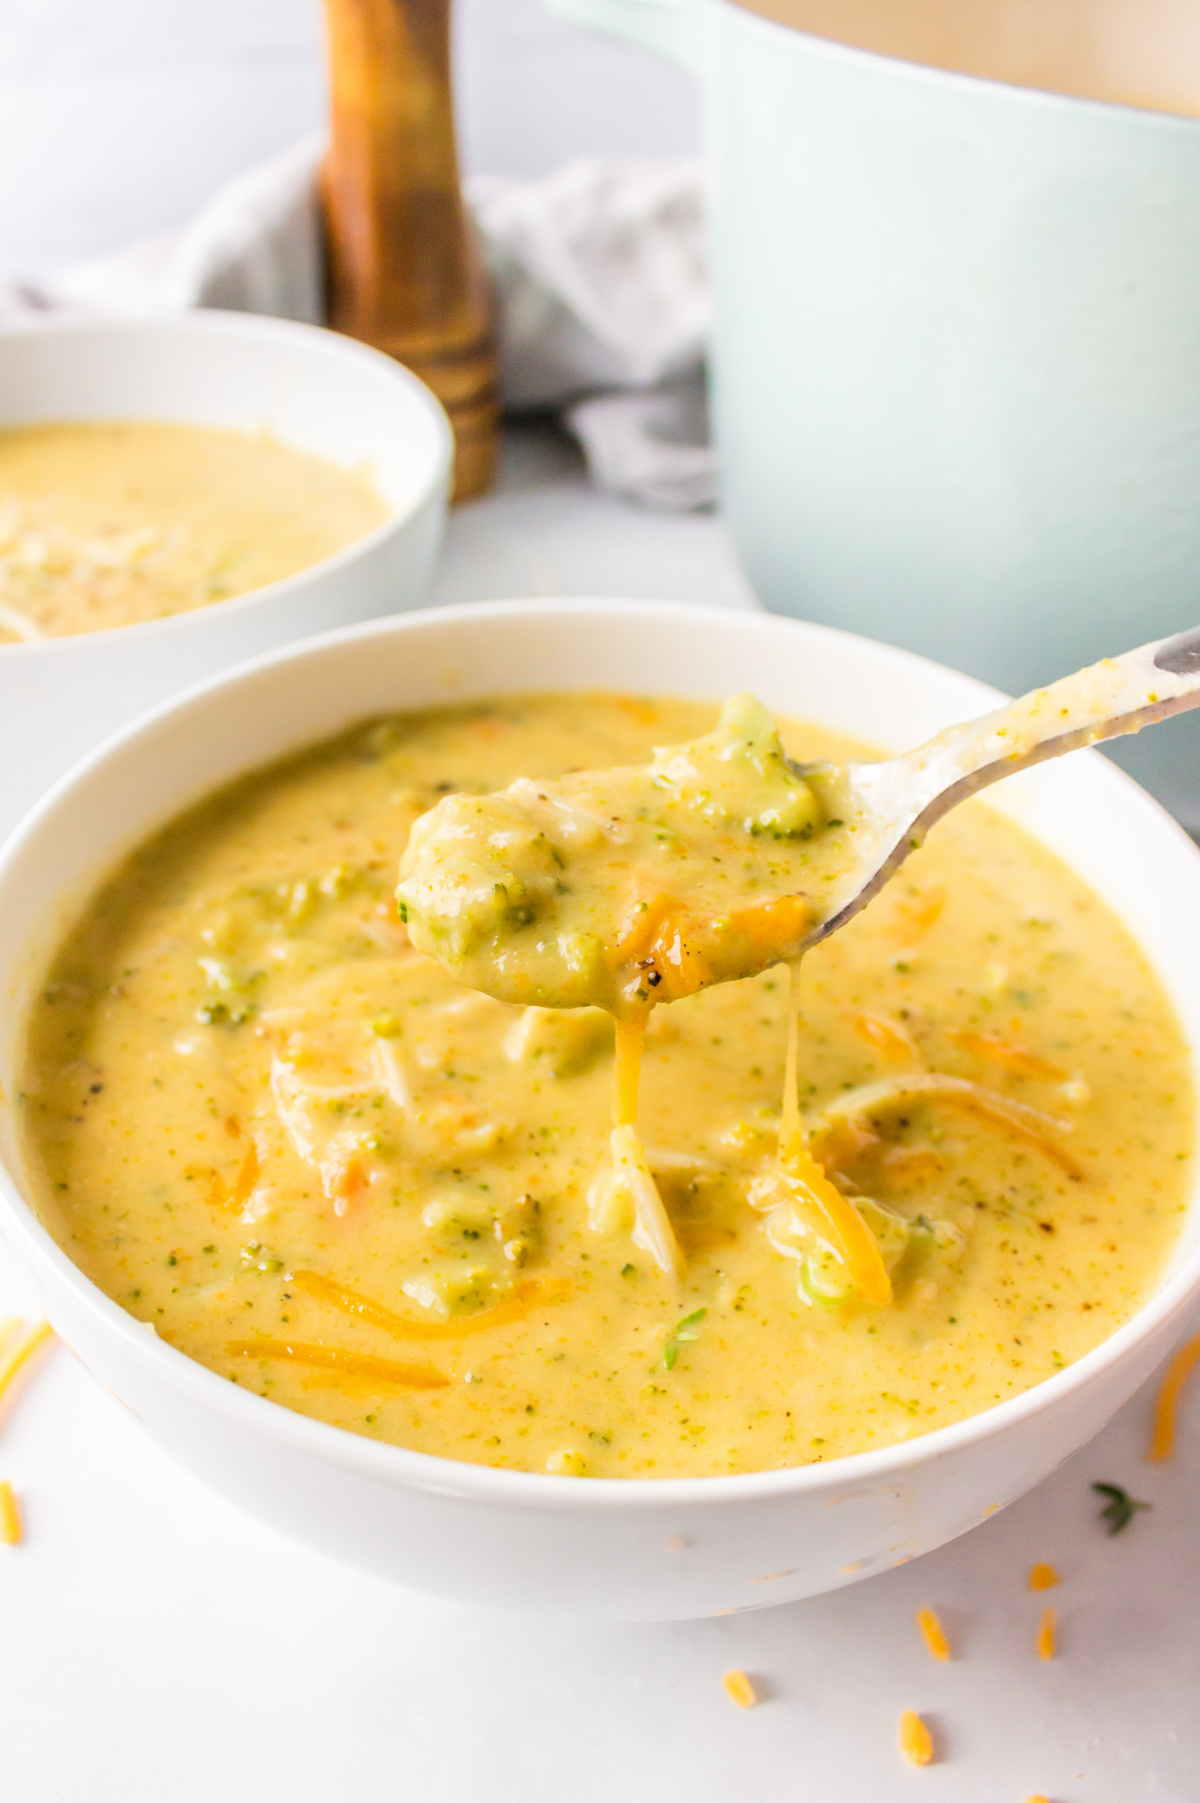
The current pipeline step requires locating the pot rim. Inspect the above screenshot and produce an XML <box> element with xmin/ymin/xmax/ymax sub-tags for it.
<box><xmin>723</xmin><ymin>0</ymin><xmax>1200</xmax><ymax>136</ymax></box>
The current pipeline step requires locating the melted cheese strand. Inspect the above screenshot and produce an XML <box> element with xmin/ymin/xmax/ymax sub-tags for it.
<box><xmin>602</xmin><ymin>1014</ymin><xmax>684</xmax><ymax>1280</ymax></box>
<box><xmin>225</xmin><ymin>1340</ymin><xmax>448</xmax><ymax>1389</ymax></box>
<box><xmin>780</xmin><ymin>963</ymin><xmax>803</xmax><ymax>1146</ymax></box>
<box><xmin>291</xmin><ymin>1269</ymin><xmax>569</xmax><ymax>1339</ymax></box>
<box><xmin>1149</xmin><ymin>1329</ymin><xmax>1200</xmax><ymax>1460</ymax></box>
<box><xmin>613</xmin><ymin>1014</ymin><xmax>646</xmax><ymax>1128</ymax></box>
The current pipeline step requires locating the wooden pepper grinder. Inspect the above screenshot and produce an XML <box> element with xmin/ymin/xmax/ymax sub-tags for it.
<box><xmin>321</xmin><ymin>0</ymin><xmax>498</xmax><ymax>501</ymax></box>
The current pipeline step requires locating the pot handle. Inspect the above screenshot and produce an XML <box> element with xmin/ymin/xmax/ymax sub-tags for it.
<box><xmin>543</xmin><ymin>0</ymin><xmax>705</xmax><ymax>72</ymax></box>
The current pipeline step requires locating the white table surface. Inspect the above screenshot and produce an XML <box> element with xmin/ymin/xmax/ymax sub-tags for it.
<box><xmin>3</xmin><ymin>426</ymin><xmax>1197</xmax><ymax>1803</ymax></box>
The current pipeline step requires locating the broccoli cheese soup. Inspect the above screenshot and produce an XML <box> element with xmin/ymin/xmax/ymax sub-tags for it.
<box><xmin>19</xmin><ymin>695</ymin><xmax>1193</xmax><ymax>1477</ymax></box>
<box><xmin>0</xmin><ymin>421</ymin><xmax>388</xmax><ymax>643</ymax></box>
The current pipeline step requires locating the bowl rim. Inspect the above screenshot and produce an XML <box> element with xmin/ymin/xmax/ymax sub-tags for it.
<box><xmin>0</xmin><ymin>310</ymin><xmax>453</xmax><ymax>657</ymax></box>
<box><xmin>2</xmin><ymin>594</ymin><xmax>1197</xmax><ymax>1515</ymax></box>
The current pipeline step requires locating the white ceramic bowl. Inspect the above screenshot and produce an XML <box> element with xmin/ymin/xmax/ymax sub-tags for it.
<box><xmin>0</xmin><ymin>312</ymin><xmax>452</xmax><ymax>845</ymax></box>
<box><xmin>1</xmin><ymin>599</ymin><xmax>1198</xmax><ymax>1621</ymax></box>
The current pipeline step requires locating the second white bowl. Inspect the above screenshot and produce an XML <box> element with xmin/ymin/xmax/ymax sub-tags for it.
<box><xmin>0</xmin><ymin>312</ymin><xmax>452</xmax><ymax>844</ymax></box>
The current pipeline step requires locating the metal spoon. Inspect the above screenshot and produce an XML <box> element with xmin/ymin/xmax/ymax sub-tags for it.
<box><xmin>792</xmin><ymin>623</ymin><xmax>1200</xmax><ymax>949</ymax></box>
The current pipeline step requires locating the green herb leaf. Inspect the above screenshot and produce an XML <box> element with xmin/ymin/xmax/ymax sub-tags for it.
<box><xmin>1092</xmin><ymin>1481</ymin><xmax>1151</xmax><ymax>1536</ymax></box>
<box><xmin>663</xmin><ymin>1306</ymin><xmax>708</xmax><ymax>1370</ymax></box>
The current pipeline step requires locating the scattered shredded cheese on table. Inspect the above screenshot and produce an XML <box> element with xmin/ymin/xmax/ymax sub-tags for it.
<box><xmin>1036</xmin><ymin>1606</ymin><xmax>1057</xmax><ymax>1660</ymax></box>
<box><xmin>914</xmin><ymin>1606</ymin><xmax>950</xmax><ymax>1661</ymax></box>
<box><xmin>1149</xmin><ymin>1328</ymin><xmax>1200</xmax><ymax>1460</ymax></box>
<box><xmin>0</xmin><ymin>1478</ymin><xmax>21</xmax><ymax>1545</ymax></box>
<box><xmin>899</xmin><ymin>1709</ymin><xmax>934</xmax><ymax>1765</ymax></box>
<box><xmin>0</xmin><ymin>1318</ymin><xmax>54</xmax><ymax>1412</ymax></box>
<box><xmin>1028</xmin><ymin>1562</ymin><xmax>1060</xmax><ymax>1591</ymax></box>
<box><xmin>721</xmin><ymin>1669</ymin><xmax>758</xmax><ymax>1709</ymax></box>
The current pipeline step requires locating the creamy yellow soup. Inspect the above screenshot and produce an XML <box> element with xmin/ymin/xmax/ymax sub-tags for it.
<box><xmin>19</xmin><ymin>695</ymin><xmax>1193</xmax><ymax>1477</ymax></box>
<box><xmin>0</xmin><ymin>421</ymin><xmax>388</xmax><ymax>642</ymax></box>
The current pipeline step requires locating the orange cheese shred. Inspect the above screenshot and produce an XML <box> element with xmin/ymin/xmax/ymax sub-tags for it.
<box><xmin>814</xmin><ymin>1074</ymin><xmax>1085</xmax><ymax>1180</ymax></box>
<box><xmin>227</xmin><ymin>1144</ymin><xmax>261</xmax><ymax>1212</ymax></box>
<box><xmin>780</xmin><ymin>1131</ymin><xmax>893</xmax><ymax>1307</ymax></box>
<box><xmin>1028</xmin><ymin>1562</ymin><xmax>1060</xmax><ymax>1591</ymax></box>
<box><xmin>647</xmin><ymin>915</ymin><xmax>712</xmax><ymax>1003</ymax></box>
<box><xmin>225</xmin><ymin>1340</ymin><xmax>448</xmax><ymax>1389</ymax></box>
<box><xmin>946</xmin><ymin>1028</ymin><xmax>1065</xmax><ymax>1080</ymax></box>
<box><xmin>898</xmin><ymin>1709</ymin><xmax>934</xmax><ymax>1766</ymax></box>
<box><xmin>914</xmin><ymin>1606</ymin><xmax>950</xmax><ymax>1662</ymax></box>
<box><xmin>0</xmin><ymin>1319</ymin><xmax>54</xmax><ymax>1414</ymax></box>
<box><xmin>721</xmin><ymin>1669</ymin><xmax>758</xmax><ymax>1709</ymax></box>
<box><xmin>290</xmin><ymin>1268</ymin><xmax>570</xmax><ymax>1340</ymax></box>
<box><xmin>854</xmin><ymin>1013</ymin><xmax>920</xmax><ymax>1063</ymax></box>
<box><xmin>725</xmin><ymin>894</ymin><xmax>810</xmax><ymax>959</ymax></box>
<box><xmin>1148</xmin><ymin>1328</ymin><xmax>1200</xmax><ymax>1460</ymax></box>
<box><xmin>614</xmin><ymin>893</ymin><xmax>678</xmax><ymax>962</ymax></box>
<box><xmin>1036</xmin><ymin>1606</ymin><xmax>1057</xmax><ymax>1660</ymax></box>
<box><xmin>0</xmin><ymin>1479</ymin><xmax>21</xmax><ymax>1546</ymax></box>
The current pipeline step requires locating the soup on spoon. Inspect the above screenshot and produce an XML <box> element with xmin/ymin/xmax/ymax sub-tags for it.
<box><xmin>398</xmin><ymin>636</ymin><xmax>1200</xmax><ymax>1305</ymax></box>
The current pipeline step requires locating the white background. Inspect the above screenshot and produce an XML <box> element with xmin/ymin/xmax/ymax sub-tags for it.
<box><xmin>0</xmin><ymin>0</ymin><xmax>699</xmax><ymax>275</ymax></box>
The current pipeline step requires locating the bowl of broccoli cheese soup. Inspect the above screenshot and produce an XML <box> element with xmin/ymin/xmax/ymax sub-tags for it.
<box><xmin>0</xmin><ymin>312</ymin><xmax>452</xmax><ymax>845</ymax></box>
<box><xmin>1</xmin><ymin>599</ymin><xmax>1198</xmax><ymax>1620</ymax></box>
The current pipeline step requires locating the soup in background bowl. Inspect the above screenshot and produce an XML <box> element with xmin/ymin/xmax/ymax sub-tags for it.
<box><xmin>0</xmin><ymin>600</ymin><xmax>1198</xmax><ymax>1618</ymax></box>
<box><xmin>0</xmin><ymin>419</ymin><xmax>388</xmax><ymax>642</ymax></box>
<box><xmin>0</xmin><ymin>313</ymin><xmax>451</xmax><ymax>845</ymax></box>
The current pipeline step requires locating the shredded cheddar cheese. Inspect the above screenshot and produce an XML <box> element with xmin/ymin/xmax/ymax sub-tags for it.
<box><xmin>0</xmin><ymin>1479</ymin><xmax>21</xmax><ymax>1545</ymax></box>
<box><xmin>1036</xmin><ymin>1606</ymin><xmax>1057</xmax><ymax>1660</ymax></box>
<box><xmin>854</xmin><ymin>1013</ymin><xmax>920</xmax><ymax>1063</ymax></box>
<box><xmin>914</xmin><ymin>1606</ymin><xmax>950</xmax><ymax>1661</ymax></box>
<box><xmin>291</xmin><ymin>1268</ymin><xmax>569</xmax><ymax>1339</ymax></box>
<box><xmin>1149</xmin><ymin>1329</ymin><xmax>1200</xmax><ymax>1460</ymax></box>
<box><xmin>1028</xmin><ymin>1562</ymin><xmax>1060</xmax><ymax>1591</ymax></box>
<box><xmin>225</xmin><ymin>1340</ymin><xmax>449</xmax><ymax>1389</ymax></box>
<box><xmin>779</xmin><ymin>1130</ymin><xmax>893</xmax><ymax>1306</ymax></box>
<box><xmin>811</xmin><ymin>1073</ymin><xmax>1085</xmax><ymax>1181</ymax></box>
<box><xmin>721</xmin><ymin>1668</ymin><xmax>758</xmax><ymax>1709</ymax></box>
<box><xmin>0</xmin><ymin>1319</ymin><xmax>54</xmax><ymax>1413</ymax></box>
<box><xmin>945</xmin><ymin>1028</ymin><xmax>1065</xmax><ymax>1080</ymax></box>
<box><xmin>898</xmin><ymin>1709</ymin><xmax>934</xmax><ymax>1766</ymax></box>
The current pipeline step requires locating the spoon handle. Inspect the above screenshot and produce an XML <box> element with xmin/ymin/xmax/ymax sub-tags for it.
<box><xmin>900</xmin><ymin>623</ymin><xmax>1200</xmax><ymax>822</ymax></box>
